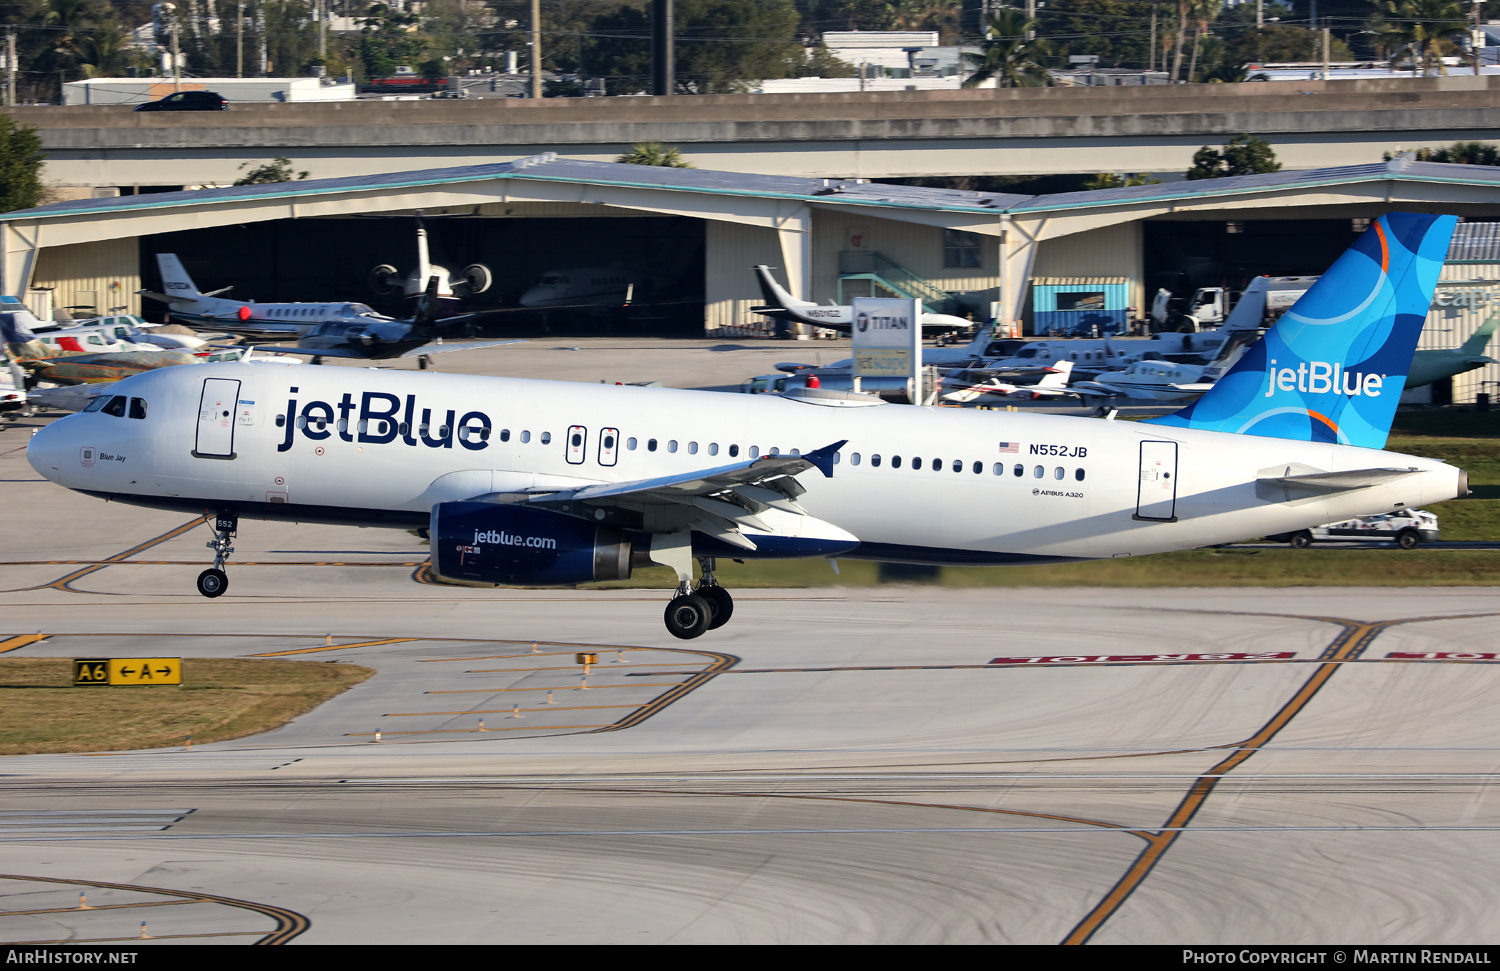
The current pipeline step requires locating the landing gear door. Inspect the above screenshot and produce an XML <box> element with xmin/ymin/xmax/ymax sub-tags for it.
<box><xmin>194</xmin><ymin>378</ymin><xmax>240</xmax><ymax>459</ymax></box>
<box><xmin>1135</xmin><ymin>440</ymin><xmax>1178</xmax><ymax>522</ymax></box>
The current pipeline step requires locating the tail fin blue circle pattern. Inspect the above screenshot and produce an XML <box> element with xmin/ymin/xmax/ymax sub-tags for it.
<box><xmin>1145</xmin><ymin>212</ymin><xmax>1457</xmax><ymax>450</ymax></box>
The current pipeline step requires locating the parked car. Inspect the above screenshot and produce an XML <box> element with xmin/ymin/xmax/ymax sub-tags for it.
<box><xmin>134</xmin><ymin>91</ymin><xmax>229</xmax><ymax>112</ymax></box>
<box><xmin>1269</xmin><ymin>508</ymin><xmax>1440</xmax><ymax>549</ymax></box>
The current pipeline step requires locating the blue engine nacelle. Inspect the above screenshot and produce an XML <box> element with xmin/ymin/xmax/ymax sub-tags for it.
<box><xmin>430</xmin><ymin>501</ymin><xmax>634</xmax><ymax>585</ymax></box>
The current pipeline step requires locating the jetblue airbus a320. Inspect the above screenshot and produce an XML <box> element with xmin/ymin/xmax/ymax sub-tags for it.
<box><xmin>28</xmin><ymin>214</ymin><xmax>1469</xmax><ymax>638</ymax></box>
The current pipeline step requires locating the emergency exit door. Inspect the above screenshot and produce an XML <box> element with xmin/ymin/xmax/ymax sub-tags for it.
<box><xmin>194</xmin><ymin>378</ymin><xmax>240</xmax><ymax>459</ymax></box>
<box><xmin>1135</xmin><ymin>440</ymin><xmax>1178</xmax><ymax>522</ymax></box>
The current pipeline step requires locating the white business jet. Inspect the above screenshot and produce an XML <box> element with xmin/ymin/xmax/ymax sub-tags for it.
<box><xmin>141</xmin><ymin>254</ymin><xmax>398</xmax><ymax>340</ymax></box>
<box><xmin>27</xmin><ymin>214</ymin><xmax>1469</xmax><ymax>639</ymax></box>
<box><xmin>751</xmin><ymin>265</ymin><xmax>975</xmax><ymax>336</ymax></box>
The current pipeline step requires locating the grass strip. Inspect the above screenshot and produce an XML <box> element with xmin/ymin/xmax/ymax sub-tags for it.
<box><xmin>0</xmin><ymin>658</ymin><xmax>372</xmax><ymax>755</ymax></box>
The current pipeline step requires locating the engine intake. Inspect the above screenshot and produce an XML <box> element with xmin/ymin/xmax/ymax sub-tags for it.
<box><xmin>430</xmin><ymin>501</ymin><xmax>633</xmax><ymax>586</ymax></box>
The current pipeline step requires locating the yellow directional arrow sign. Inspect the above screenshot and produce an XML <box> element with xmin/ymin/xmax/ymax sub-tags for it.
<box><xmin>73</xmin><ymin>658</ymin><xmax>182</xmax><ymax>686</ymax></box>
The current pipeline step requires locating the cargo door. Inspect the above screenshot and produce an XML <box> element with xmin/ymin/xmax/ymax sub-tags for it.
<box><xmin>1134</xmin><ymin>440</ymin><xmax>1178</xmax><ymax>522</ymax></box>
<box><xmin>194</xmin><ymin>378</ymin><xmax>240</xmax><ymax>459</ymax></box>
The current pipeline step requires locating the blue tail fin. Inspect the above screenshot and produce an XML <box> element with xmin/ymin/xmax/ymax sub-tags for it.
<box><xmin>1145</xmin><ymin>212</ymin><xmax>1457</xmax><ymax>449</ymax></box>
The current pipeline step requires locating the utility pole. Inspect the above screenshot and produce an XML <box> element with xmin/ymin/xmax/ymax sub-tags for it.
<box><xmin>319</xmin><ymin>0</ymin><xmax>327</xmax><ymax>60</ymax></box>
<box><xmin>236</xmin><ymin>1</ymin><xmax>243</xmax><ymax>78</ymax></box>
<box><xmin>652</xmin><ymin>0</ymin><xmax>674</xmax><ymax>96</ymax></box>
<box><xmin>1257</xmin><ymin>0</ymin><xmax>1263</xmax><ymax>30</ymax></box>
<box><xmin>1474</xmin><ymin>0</ymin><xmax>1485</xmax><ymax>76</ymax></box>
<box><xmin>1322</xmin><ymin>26</ymin><xmax>1331</xmax><ymax>79</ymax></box>
<box><xmin>6</xmin><ymin>34</ymin><xmax>14</xmax><ymax>107</ymax></box>
<box><xmin>1150</xmin><ymin>6</ymin><xmax>1157</xmax><ymax>72</ymax></box>
<box><xmin>529</xmin><ymin>0</ymin><xmax>541</xmax><ymax>98</ymax></box>
<box><xmin>169</xmin><ymin>3</ymin><xmax>180</xmax><ymax>92</ymax></box>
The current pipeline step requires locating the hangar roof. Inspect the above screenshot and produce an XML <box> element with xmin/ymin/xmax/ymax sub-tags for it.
<box><xmin>7</xmin><ymin>153</ymin><xmax>1498</xmax><ymax>224</ymax></box>
<box><xmin>5</xmin><ymin>152</ymin><xmax>1035</xmax><ymax>220</ymax></box>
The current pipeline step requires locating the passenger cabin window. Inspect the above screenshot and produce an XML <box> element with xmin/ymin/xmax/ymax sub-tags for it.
<box><xmin>891</xmin><ymin>456</ymin><xmax>902</xmax><ymax>469</ymax></box>
<box><xmin>540</xmin><ymin>432</ymin><xmax>551</xmax><ymax>445</ymax></box>
<box><xmin>728</xmin><ymin>444</ymin><xmax>738</xmax><ymax>457</ymax></box>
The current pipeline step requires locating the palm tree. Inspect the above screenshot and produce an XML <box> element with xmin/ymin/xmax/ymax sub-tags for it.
<box><xmin>1185</xmin><ymin>0</ymin><xmax>1218</xmax><ymax>84</ymax></box>
<box><xmin>1375</xmin><ymin>0</ymin><xmax>1468</xmax><ymax>76</ymax></box>
<box><xmin>962</xmin><ymin>9</ymin><xmax>1050</xmax><ymax>90</ymax></box>
<box><xmin>616</xmin><ymin>143</ymin><xmax>692</xmax><ymax>168</ymax></box>
<box><xmin>75</xmin><ymin>24</ymin><xmax>131</xmax><ymax>79</ymax></box>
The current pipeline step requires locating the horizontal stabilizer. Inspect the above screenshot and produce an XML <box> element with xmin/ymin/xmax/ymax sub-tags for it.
<box><xmin>1259</xmin><ymin>466</ymin><xmax>1421</xmax><ymax>492</ymax></box>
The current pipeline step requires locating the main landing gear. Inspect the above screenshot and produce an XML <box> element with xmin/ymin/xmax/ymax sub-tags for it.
<box><xmin>197</xmin><ymin>510</ymin><xmax>236</xmax><ymax>598</ymax></box>
<box><xmin>663</xmin><ymin>557</ymin><xmax>734</xmax><ymax>640</ymax></box>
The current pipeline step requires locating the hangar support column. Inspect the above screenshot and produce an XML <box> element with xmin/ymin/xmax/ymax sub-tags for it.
<box><xmin>1</xmin><ymin>219</ymin><xmax>39</xmax><ymax>300</ymax></box>
<box><xmin>998</xmin><ymin>214</ymin><xmax>1042</xmax><ymax>335</ymax></box>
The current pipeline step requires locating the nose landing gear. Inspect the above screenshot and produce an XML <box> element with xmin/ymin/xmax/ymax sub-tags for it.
<box><xmin>197</xmin><ymin>510</ymin><xmax>236</xmax><ymax>598</ymax></box>
<box><xmin>662</xmin><ymin>557</ymin><xmax>734</xmax><ymax>640</ymax></box>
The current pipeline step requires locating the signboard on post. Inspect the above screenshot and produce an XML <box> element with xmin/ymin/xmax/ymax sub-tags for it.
<box><xmin>73</xmin><ymin>658</ymin><xmax>182</xmax><ymax>686</ymax></box>
<box><xmin>852</xmin><ymin>297</ymin><xmax>922</xmax><ymax>401</ymax></box>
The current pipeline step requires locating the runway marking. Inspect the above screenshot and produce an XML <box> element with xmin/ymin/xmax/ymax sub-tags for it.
<box><xmin>467</xmin><ymin>664</ymin><xmax>691</xmax><ymax>672</ymax></box>
<box><xmin>1059</xmin><ymin>611</ymin><xmax>1500</xmax><ymax>945</ymax></box>
<box><xmin>590</xmin><ymin>647</ymin><xmax>739</xmax><ymax>733</ymax></box>
<box><xmin>425</xmin><ymin>683</ymin><xmax>688</xmax><ymax>694</ymax></box>
<box><xmin>6</xmin><ymin>516</ymin><xmax>207</xmax><ymax>593</ymax></box>
<box><xmin>0</xmin><ymin>872</ymin><xmax>309</xmax><ymax>945</ymax></box>
<box><xmin>249</xmin><ymin>638</ymin><xmax>419</xmax><ymax>657</ymax></box>
<box><xmin>384</xmin><ymin>705</ymin><xmax>639</xmax><ymax>716</ymax></box>
<box><xmin>0</xmin><ymin>633</ymin><xmax>47</xmax><ymax>653</ymax></box>
<box><xmin>348</xmin><ymin>725</ymin><xmax>609</xmax><ymax>736</ymax></box>
<box><xmin>3</xmin><ymin>898</ymin><xmax>197</xmax><ymax>915</ymax></box>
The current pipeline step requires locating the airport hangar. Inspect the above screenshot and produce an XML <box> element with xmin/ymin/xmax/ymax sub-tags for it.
<box><xmin>5</xmin><ymin>152</ymin><xmax>1500</xmax><ymax>396</ymax></box>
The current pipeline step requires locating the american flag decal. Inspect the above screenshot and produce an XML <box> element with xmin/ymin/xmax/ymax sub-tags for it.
<box><xmin>997</xmin><ymin>441</ymin><xmax>1019</xmax><ymax>453</ymax></box>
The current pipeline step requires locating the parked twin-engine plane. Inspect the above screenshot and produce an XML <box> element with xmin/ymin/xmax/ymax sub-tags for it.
<box><xmin>28</xmin><ymin>214</ymin><xmax>1469</xmax><ymax>638</ymax></box>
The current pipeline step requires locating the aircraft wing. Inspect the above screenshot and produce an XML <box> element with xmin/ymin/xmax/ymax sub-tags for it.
<box><xmin>236</xmin><ymin>339</ymin><xmax>523</xmax><ymax>360</ymax></box>
<box><xmin>398</xmin><ymin>340</ymin><xmax>523</xmax><ymax>358</ymax></box>
<box><xmin>522</xmin><ymin>441</ymin><xmax>846</xmax><ymax>544</ymax></box>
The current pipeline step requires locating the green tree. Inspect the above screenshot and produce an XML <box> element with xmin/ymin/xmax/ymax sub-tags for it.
<box><xmin>1186</xmin><ymin>134</ymin><xmax>1280</xmax><ymax>180</ymax></box>
<box><xmin>0</xmin><ymin>117</ymin><xmax>45</xmax><ymax>212</ymax></box>
<box><xmin>358</xmin><ymin>3</ymin><xmax>427</xmax><ymax>79</ymax></box>
<box><xmin>1034</xmin><ymin>0</ymin><xmax>1155</xmax><ymax>70</ymax></box>
<box><xmin>1083</xmin><ymin>172</ymin><xmax>1162</xmax><ymax>190</ymax></box>
<box><xmin>585</xmin><ymin>0</ymin><xmax>802</xmax><ymax>94</ymax></box>
<box><xmin>1389</xmin><ymin>142</ymin><xmax>1500</xmax><ymax>165</ymax></box>
<box><xmin>963</xmin><ymin>9</ymin><xmax>1050</xmax><ymax>89</ymax></box>
<box><xmin>233</xmin><ymin>156</ymin><xmax>309</xmax><ymax>185</ymax></box>
<box><xmin>1375</xmin><ymin>0</ymin><xmax>1467</xmax><ymax>76</ymax></box>
<box><xmin>616</xmin><ymin>142</ymin><xmax>691</xmax><ymax>167</ymax></box>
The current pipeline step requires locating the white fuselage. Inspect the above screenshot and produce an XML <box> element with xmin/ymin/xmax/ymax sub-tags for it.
<box><xmin>27</xmin><ymin>362</ymin><xmax>1464</xmax><ymax>564</ymax></box>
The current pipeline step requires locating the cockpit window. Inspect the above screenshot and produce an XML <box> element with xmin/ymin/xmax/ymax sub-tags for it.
<box><xmin>101</xmin><ymin>395</ymin><xmax>127</xmax><ymax>417</ymax></box>
<box><xmin>82</xmin><ymin>395</ymin><xmax>110</xmax><ymax>412</ymax></box>
<box><xmin>129</xmin><ymin>397</ymin><xmax>147</xmax><ymax>420</ymax></box>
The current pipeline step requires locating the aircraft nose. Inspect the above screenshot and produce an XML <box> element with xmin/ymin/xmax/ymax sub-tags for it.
<box><xmin>27</xmin><ymin>418</ymin><xmax>73</xmax><ymax>483</ymax></box>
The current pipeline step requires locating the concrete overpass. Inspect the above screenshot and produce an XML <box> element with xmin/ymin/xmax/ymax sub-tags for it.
<box><xmin>7</xmin><ymin>76</ymin><xmax>1500</xmax><ymax>190</ymax></box>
